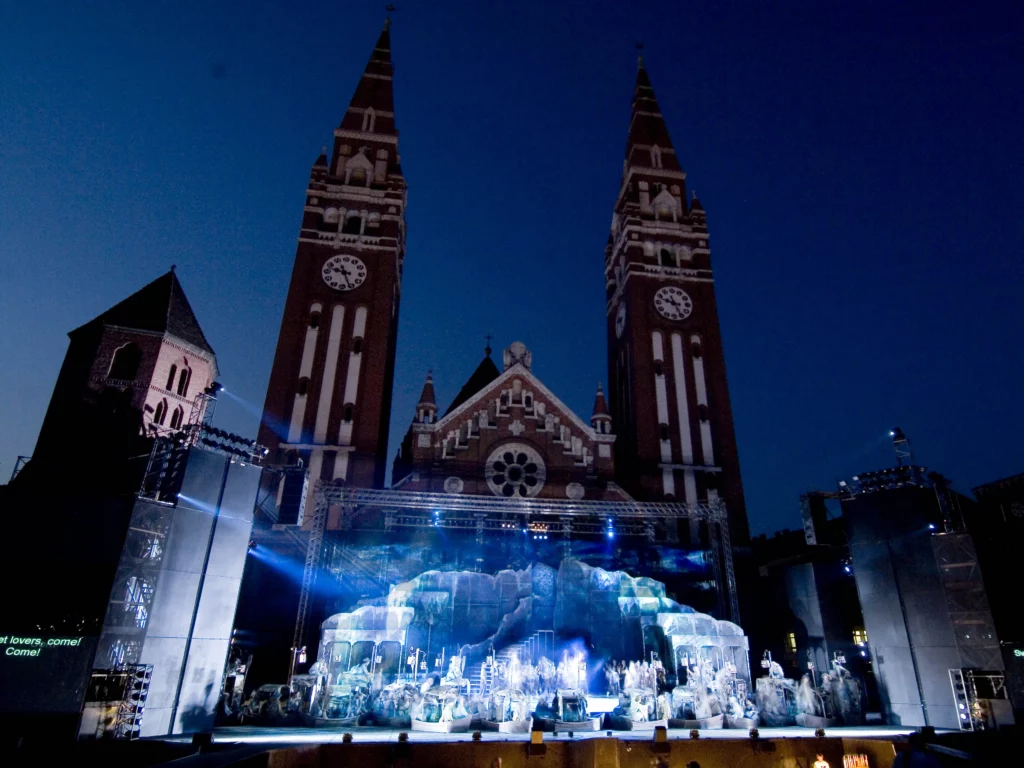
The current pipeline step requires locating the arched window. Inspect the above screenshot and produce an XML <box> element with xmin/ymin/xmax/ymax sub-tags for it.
<box><xmin>176</xmin><ymin>366</ymin><xmax>192</xmax><ymax>397</ymax></box>
<box><xmin>342</xmin><ymin>214</ymin><xmax>362</xmax><ymax>235</ymax></box>
<box><xmin>650</xmin><ymin>145</ymin><xmax>663</xmax><ymax>169</ymax></box>
<box><xmin>660</xmin><ymin>249</ymin><xmax>675</xmax><ymax>267</ymax></box>
<box><xmin>343</xmin><ymin>405</ymin><xmax>354</xmax><ymax>422</ymax></box>
<box><xmin>165</xmin><ymin>364</ymin><xmax>177</xmax><ymax>391</ymax></box>
<box><xmin>154</xmin><ymin>399</ymin><xmax>168</xmax><ymax>426</ymax></box>
<box><xmin>323</xmin><ymin>208</ymin><xmax>340</xmax><ymax>224</ymax></box>
<box><xmin>108</xmin><ymin>343</ymin><xmax>142</xmax><ymax>381</ymax></box>
<box><xmin>361</xmin><ymin>108</ymin><xmax>376</xmax><ymax>133</ymax></box>
<box><xmin>169</xmin><ymin>406</ymin><xmax>184</xmax><ymax>430</ymax></box>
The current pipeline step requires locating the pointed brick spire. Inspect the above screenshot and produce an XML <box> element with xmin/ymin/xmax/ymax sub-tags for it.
<box><xmin>417</xmin><ymin>371</ymin><xmax>436</xmax><ymax>407</ymax></box>
<box><xmin>591</xmin><ymin>382</ymin><xmax>612</xmax><ymax>433</ymax></box>
<box><xmin>338</xmin><ymin>20</ymin><xmax>397</xmax><ymax>136</ymax></box>
<box><xmin>415</xmin><ymin>370</ymin><xmax>438</xmax><ymax>424</ymax></box>
<box><xmin>625</xmin><ymin>58</ymin><xmax>682</xmax><ymax>172</ymax></box>
<box><xmin>592</xmin><ymin>382</ymin><xmax>610</xmax><ymax>416</ymax></box>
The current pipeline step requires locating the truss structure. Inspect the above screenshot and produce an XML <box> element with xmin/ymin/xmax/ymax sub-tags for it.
<box><xmin>318</xmin><ymin>485</ymin><xmax>727</xmax><ymax>523</ymax></box>
<box><xmin>113</xmin><ymin>664</ymin><xmax>152</xmax><ymax>740</ymax></box>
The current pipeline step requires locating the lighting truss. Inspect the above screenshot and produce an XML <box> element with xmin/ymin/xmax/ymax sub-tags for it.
<box><xmin>316</xmin><ymin>484</ymin><xmax>727</xmax><ymax>523</ymax></box>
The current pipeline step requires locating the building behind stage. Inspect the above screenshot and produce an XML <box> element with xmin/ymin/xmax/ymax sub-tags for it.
<box><xmin>751</xmin><ymin>460</ymin><xmax>1016</xmax><ymax>730</ymax></box>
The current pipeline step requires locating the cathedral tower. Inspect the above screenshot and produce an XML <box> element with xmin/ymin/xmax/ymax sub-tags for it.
<box><xmin>606</xmin><ymin>58</ymin><xmax>749</xmax><ymax>546</ymax></box>
<box><xmin>259</xmin><ymin>21</ymin><xmax>406</xmax><ymax>491</ymax></box>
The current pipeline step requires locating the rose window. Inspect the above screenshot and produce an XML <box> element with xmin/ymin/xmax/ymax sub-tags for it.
<box><xmin>486</xmin><ymin>443</ymin><xmax>545</xmax><ymax>498</ymax></box>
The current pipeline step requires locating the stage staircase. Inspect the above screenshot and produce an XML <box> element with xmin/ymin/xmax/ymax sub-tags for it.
<box><xmin>464</xmin><ymin>631</ymin><xmax>554</xmax><ymax>696</ymax></box>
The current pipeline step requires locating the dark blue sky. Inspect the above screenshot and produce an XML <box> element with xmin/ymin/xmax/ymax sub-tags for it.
<box><xmin>2</xmin><ymin>1</ymin><xmax>1022</xmax><ymax>534</ymax></box>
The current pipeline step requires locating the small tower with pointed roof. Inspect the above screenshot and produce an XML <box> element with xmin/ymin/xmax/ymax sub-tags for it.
<box><xmin>590</xmin><ymin>382</ymin><xmax>613</xmax><ymax>435</ymax></box>
<box><xmin>259</xmin><ymin>20</ymin><xmax>408</xmax><ymax>501</ymax></box>
<box><xmin>33</xmin><ymin>269</ymin><xmax>218</xmax><ymax>462</ymax></box>
<box><xmin>415</xmin><ymin>372</ymin><xmax>437</xmax><ymax>424</ymax></box>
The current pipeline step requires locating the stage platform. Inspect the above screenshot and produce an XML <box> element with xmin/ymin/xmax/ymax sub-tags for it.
<box><xmin>171</xmin><ymin>724</ymin><xmax>925</xmax><ymax>746</ymax></box>
<box><xmin>148</xmin><ymin>725</ymin><xmax>938</xmax><ymax>768</ymax></box>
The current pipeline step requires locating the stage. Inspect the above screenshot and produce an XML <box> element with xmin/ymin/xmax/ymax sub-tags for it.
<box><xmin>144</xmin><ymin>724</ymin><xmax>938</xmax><ymax>768</ymax></box>
<box><xmin>169</xmin><ymin>724</ymin><xmax>926</xmax><ymax>746</ymax></box>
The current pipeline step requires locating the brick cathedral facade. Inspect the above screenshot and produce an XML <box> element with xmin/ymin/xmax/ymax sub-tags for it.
<box><xmin>259</xmin><ymin>22</ymin><xmax>405</xmax><ymax>495</ymax></box>
<box><xmin>259</xmin><ymin>23</ymin><xmax>748</xmax><ymax>548</ymax></box>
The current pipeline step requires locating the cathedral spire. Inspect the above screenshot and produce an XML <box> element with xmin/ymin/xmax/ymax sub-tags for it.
<box><xmin>337</xmin><ymin>19</ymin><xmax>396</xmax><ymax>134</ymax></box>
<box><xmin>625</xmin><ymin>58</ymin><xmax>682</xmax><ymax>173</ymax></box>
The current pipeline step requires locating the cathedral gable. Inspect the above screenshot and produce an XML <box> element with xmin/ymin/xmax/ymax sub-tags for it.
<box><xmin>397</xmin><ymin>344</ymin><xmax>616</xmax><ymax>501</ymax></box>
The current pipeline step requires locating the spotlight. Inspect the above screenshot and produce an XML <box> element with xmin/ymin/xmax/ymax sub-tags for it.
<box><xmin>844</xmin><ymin>565</ymin><xmax>852</xmax><ymax>573</ymax></box>
<box><xmin>928</xmin><ymin>524</ymin><xmax>936</xmax><ymax>530</ymax></box>
<box><xmin>889</xmin><ymin>431</ymin><xmax>895</xmax><ymax>437</ymax></box>
<box><xmin>248</xmin><ymin>540</ymin><xmax>257</xmax><ymax>551</ymax></box>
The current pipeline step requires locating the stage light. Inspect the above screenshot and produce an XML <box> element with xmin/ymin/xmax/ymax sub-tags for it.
<box><xmin>607</xmin><ymin>530</ymin><xmax>615</xmax><ymax>539</ymax></box>
<box><xmin>928</xmin><ymin>524</ymin><xmax>936</xmax><ymax>530</ymax></box>
<box><xmin>889</xmin><ymin>431</ymin><xmax>895</xmax><ymax>437</ymax></box>
<box><xmin>844</xmin><ymin>565</ymin><xmax>852</xmax><ymax>573</ymax></box>
<box><xmin>860</xmin><ymin>650</ymin><xmax>866</xmax><ymax>656</ymax></box>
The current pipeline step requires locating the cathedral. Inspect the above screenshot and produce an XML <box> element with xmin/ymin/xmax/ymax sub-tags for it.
<box><xmin>259</xmin><ymin>19</ymin><xmax>747</xmax><ymax>534</ymax></box>
<box><xmin>248</xmin><ymin>19</ymin><xmax>750</xmax><ymax>678</ymax></box>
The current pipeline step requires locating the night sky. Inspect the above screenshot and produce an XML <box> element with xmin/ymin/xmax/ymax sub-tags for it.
<box><xmin>2</xmin><ymin>2</ymin><xmax>1022</xmax><ymax>535</ymax></box>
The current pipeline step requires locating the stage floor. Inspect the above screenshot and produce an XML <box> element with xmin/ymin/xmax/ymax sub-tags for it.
<box><xmin>177</xmin><ymin>724</ymin><xmax>927</xmax><ymax>746</ymax></box>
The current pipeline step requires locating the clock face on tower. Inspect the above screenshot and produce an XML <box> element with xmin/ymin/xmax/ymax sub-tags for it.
<box><xmin>321</xmin><ymin>254</ymin><xmax>367</xmax><ymax>291</ymax></box>
<box><xmin>653</xmin><ymin>286</ymin><xmax>693</xmax><ymax>321</ymax></box>
<box><xmin>615</xmin><ymin>303</ymin><xmax>627</xmax><ymax>338</ymax></box>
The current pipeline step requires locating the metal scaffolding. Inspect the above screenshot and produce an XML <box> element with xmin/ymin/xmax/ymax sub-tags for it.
<box><xmin>320</xmin><ymin>485</ymin><xmax>725</xmax><ymax>523</ymax></box>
